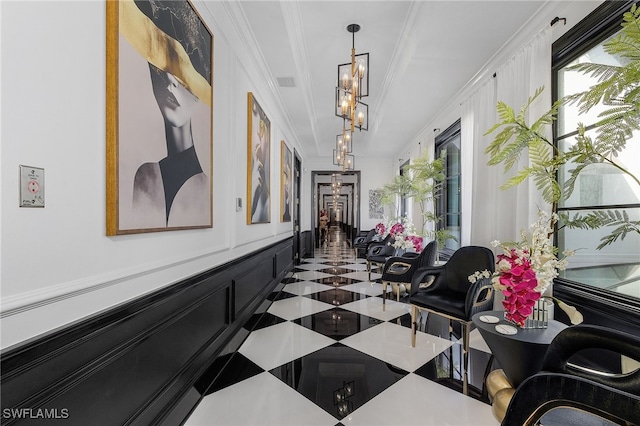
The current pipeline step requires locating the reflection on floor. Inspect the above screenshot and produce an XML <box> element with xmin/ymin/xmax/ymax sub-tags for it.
<box><xmin>186</xmin><ymin>228</ymin><xmax>500</xmax><ymax>426</ymax></box>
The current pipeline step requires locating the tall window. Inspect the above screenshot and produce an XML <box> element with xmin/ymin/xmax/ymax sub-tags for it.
<box><xmin>553</xmin><ymin>1</ymin><xmax>640</xmax><ymax>298</ymax></box>
<box><xmin>399</xmin><ymin>160</ymin><xmax>409</xmax><ymax>218</ymax></box>
<box><xmin>435</xmin><ymin>120</ymin><xmax>461</xmax><ymax>251</ymax></box>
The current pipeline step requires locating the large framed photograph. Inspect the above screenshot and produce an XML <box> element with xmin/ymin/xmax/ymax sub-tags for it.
<box><xmin>246</xmin><ymin>92</ymin><xmax>271</xmax><ymax>224</ymax></box>
<box><xmin>106</xmin><ymin>0</ymin><xmax>213</xmax><ymax>235</ymax></box>
<box><xmin>280</xmin><ymin>141</ymin><xmax>292</xmax><ymax>222</ymax></box>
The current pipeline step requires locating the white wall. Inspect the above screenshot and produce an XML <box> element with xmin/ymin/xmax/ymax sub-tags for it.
<box><xmin>0</xmin><ymin>1</ymin><xmax>301</xmax><ymax>349</ymax></box>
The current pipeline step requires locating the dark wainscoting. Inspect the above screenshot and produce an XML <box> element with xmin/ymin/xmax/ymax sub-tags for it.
<box><xmin>300</xmin><ymin>230</ymin><xmax>312</xmax><ymax>259</ymax></box>
<box><xmin>0</xmin><ymin>238</ymin><xmax>293</xmax><ymax>426</ymax></box>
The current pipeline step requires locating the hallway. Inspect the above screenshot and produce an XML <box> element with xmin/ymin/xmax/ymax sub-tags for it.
<box><xmin>185</xmin><ymin>227</ymin><xmax>498</xmax><ymax>425</ymax></box>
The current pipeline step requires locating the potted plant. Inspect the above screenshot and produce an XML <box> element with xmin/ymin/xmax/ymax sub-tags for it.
<box><xmin>485</xmin><ymin>3</ymin><xmax>639</xmax><ymax>248</ymax></box>
<box><xmin>380</xmin><ymin>152</ymin><xmax>457</xmax><ymax>259</ymax></box>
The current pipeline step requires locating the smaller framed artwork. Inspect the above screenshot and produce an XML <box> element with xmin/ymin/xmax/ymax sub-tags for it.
<box><xmin>247</xmin><ymin>92</ymin><xmax>271</xmax><ymax>224</ymax></box>
<box><xmin>369</xmin><ymin>189</ymin><xmax>384</xmax><ymax>219</ymax></box>
<box><xmin>281</xmin><ymin>141</ymin><xmax>292</xmax><ymax>222</ymax></box>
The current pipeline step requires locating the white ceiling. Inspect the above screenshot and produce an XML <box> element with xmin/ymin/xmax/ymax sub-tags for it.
<box><xmin>219</xmin><ymin>1</ymin><xmax>548</xmax><ymax>159</ymax></box>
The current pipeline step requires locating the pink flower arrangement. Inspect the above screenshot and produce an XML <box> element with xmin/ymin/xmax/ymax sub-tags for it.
<box><xmin>375</xmin><ymin>222</ymin><xmax>386</xmax><ymax>236</ymax></box>
<box><xmin>469</xmin><ymin>210</ymin><xmax>583</xmax><ymax>327</ymax></box>
<box><xmin>389</xmin><ymin>222</ymin><xmax>405</xmax><ymax>238</ymax></box>
<box><xmin>496</xmin><ymin>248</ymin><xmax>541</xmax><ymax>327</ymax></box>
<box><xmin>406</xmin><ymin>235</ymin><xmax>424</xmax><ymax>253</ymax></box>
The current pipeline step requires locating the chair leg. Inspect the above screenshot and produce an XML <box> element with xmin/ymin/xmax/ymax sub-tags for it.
<box><xmin>462</xmin><ymin>322</ymin><xmax>470</xmax><ymax>396</ymax></box>
<box><xmin>367</xmin><ymin>262</ymin><xmax>371</xmax><ymax>281</ymax></box>
<box><xmin>382</xmin><ymin>281</ymin><xmax>387</xmax><ymax>310</ymax></box>
<box><xmin>411</xmin><ymin>305</ymin><xmax>418</xmax><ymax>347</ymax></box>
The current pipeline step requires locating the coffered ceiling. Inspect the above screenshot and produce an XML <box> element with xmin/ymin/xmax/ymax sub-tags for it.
<box><xmin>210</xmin><ymin>1</ymin><xmax>549</xmax><ymax>159</ymax></box>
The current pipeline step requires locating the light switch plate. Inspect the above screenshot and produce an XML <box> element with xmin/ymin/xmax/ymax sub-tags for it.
<box><xmin>20</xmin><ymin>165</ymin><xmax>45</xmax><ymax>207</ymax></box>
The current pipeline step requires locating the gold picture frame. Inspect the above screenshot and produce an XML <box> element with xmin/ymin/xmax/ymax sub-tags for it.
<box><xmin>280</xmin><ymin>141</ymin><xmax>292</xmax><ymax>222</ymax></box>
<box><xmin>246</xmin><ymin>92</ymin><xmax>271</xmax><ymax>224</ymax></box>
<box><xmin>106</xmin><ymin>0</ymin><xmax>213</xmax><ymax>235</ymax></box>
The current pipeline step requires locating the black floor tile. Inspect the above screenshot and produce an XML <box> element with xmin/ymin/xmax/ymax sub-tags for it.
<box><xmin>267</xmin><ymin>291</ymin><xmax>298</xmax><ymax>301</ymax></box>
<box><xmin>413</xmin><ymin>344</ymin><xmax>495</xmax><ymax>404</ymax></box>
<box><xmin>314</xmin><ymin>276</ymin><xmax>362</xmax><ymax>286</ymax></box>
<box><xmin>281</xmin><ymin>276</ymin><xmax>303</xmax><ymax>284</ymax></box>
<box><xmin>317</xmin><ymin>266</ymin><xmax>353</xmax><ymax>275</ymax></box>
<box><xmin>269</xmin><ymin>342</ymin><xmax>408</xmax><ymax>420</ymax></box>
<box><xmin>203</xmin><ymin>353</ymin><xmax>265</xmax><ymax>395</ymax></box>
<box><xmin>321</xmin><ymin>261</ymin><xmax>351</xmax><ymax>266</ymax></box>
<box><xmin>294</xmin><ymin>307</ymin><xmax>383</xmax><ymax>340</ymax></box>
<box><xmin>244</xmin><ymin>311</ymin><xmax>286</xmax><ymax>332</ymax></box>
<box><xmin>303</xmin><ymin>288</ymin><xmax>368</xmax><ymax>306</ymax></box>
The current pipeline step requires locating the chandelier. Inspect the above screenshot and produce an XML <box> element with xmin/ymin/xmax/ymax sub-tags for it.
<box><xmin>331</xmin><ymin>174</ymin><xmax>342</xmax><ymax>205</ymax></box>
<box><xmin>333</xmin><ymin>23</ymin><xmax>368</xmax><ymax>172</ymax></box>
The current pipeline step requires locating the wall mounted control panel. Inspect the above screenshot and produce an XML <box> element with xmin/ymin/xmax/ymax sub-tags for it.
<box><xmin>20</xmin><ymin>165</ymin><xmax>45</xmax><ymax>207</ymax></box>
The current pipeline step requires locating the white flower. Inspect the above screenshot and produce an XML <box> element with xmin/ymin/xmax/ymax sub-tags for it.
<box><xmin>491</xmin><ymin>240</ymin><xmax>501</xmax><ymax>248</ymax></box>
<box><xmin>497</xmin><ymin>259</ymin><xmax>511</xmax><ymax>272</ymax></box>
<box><xmin>556</xmin><ymin>299</ymin><xmax>584</xmax><ymax>325</ymax></box>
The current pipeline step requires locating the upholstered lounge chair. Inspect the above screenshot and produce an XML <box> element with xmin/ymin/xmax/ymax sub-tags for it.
<box><xmin>408</xmin><ymin>245</ymin><xmax>495</xmax><ymax>395</ymax></box>
<box><xmin>365</xmin><ymin>235</ymin><xmax>395</xmax><ymax>281</ymax></box>
<box><xmin>353</xmin><ymin>229</ymin><xmax>376</xmax><ymax>258</ymax></box>
<box><xmin>380</xmin><ymin>240</ymin><xmax>438</xmax><ymax>304</ymax></box>
<box><xmin>501</xmin><ymin>324</ymin><xmax>640</xmax><ymax>425</ymax></box>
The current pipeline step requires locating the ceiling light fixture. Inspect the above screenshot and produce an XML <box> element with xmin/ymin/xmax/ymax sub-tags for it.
<box><xmin>333</xmin><ymin>23</ymin><xmax>368</xmax><ymax>171</ymax></box>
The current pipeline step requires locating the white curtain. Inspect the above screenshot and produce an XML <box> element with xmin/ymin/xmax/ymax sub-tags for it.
<box><xmin>460</xmin><ymin>80</ymin><xmax>496</xmax><ymax>247</ymax></box>
<box><xmin>461</xmin><ymin>26</ymin><xmax>552</xmax><ymax>249</ymax></box>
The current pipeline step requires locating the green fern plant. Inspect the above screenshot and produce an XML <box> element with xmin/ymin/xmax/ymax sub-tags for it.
<box><xmin>485</xmin><ymin>3</ymin><xmax>640</xmax><ymax>249</ymax></box>
<box><xmin>380</xmin><ymin>174</ymin><xmax>411</xmax><ymax>219</ymax></box>
<box><xmin>380</xmin><ymin>151</ymin><xmax>457</xmax><ymax>251</ymax></box>
<box><xmin>405</xmin><ymin>151</ymin><xmax>458</xmax><ymax>249</ymax></box>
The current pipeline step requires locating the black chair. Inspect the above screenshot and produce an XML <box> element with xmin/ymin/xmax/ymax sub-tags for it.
<box><xmin>501</xmin><ymin>324</ymin><xmax>640</xmax><ymax>425</ymax></box>
<box><xmin>366</xmin><ymin>235</ymin><xmax>395</xmax><ymax>281</ymax></box>
<box><xmin>353</xmin><ymin>229</ymin><xmax>376</xmax><ymax>258</ymax></box>
<box><xmin>381</xmin><ymin>240</ymin><xmax>438</xmax><ymax>305</ymax></box>
<box><xmin>409</xmin><ymin>245</ymin><xmax>495</xmax><ymax>395</ymax></box>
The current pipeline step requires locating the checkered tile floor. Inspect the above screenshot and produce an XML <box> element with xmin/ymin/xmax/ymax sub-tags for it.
<box><xmin>185</xmin><ymin>228</ymin><xmax>499</xmax><ymax>426</ymax></box>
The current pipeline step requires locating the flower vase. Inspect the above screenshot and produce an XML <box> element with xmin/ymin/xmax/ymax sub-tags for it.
<box><xmin>504</xmin><ymin>298</ymin><xmax>551</xmax><ymax>329</ymax></box>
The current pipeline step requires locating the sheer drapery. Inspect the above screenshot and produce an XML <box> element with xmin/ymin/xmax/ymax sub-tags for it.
<box><xmin>461</xmin><ymin>80</ymin><xmax>496</xmax><ymax>247</ymax></box>
<box><xmin>461</xmin><ymin>26</ymin><xmax>552</xmax><ymax>248</ymax></box>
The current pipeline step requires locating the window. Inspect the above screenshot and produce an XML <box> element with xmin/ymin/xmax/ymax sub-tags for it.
<box><xmin>435</xmin><ymin>120</ymin><xmax>461</xmax><ymax>251</ymax></box>
<box><xmin>553</xmin><ymin>1</ymin><xmax>640</xmax><ymax>298</ymax></box>
<box><xmin>399</xmin><ymin>160</ymin><xmax>410</xmax><ymax>218</ymax></box>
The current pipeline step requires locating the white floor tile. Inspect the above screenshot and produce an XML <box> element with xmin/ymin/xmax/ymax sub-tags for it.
<box><xmin>291</xmin><ymin>270</ymin><xmax>334</xmax><ymax>281</ymax></box>
<box><xmin>340</xmin><ymin>271</ymin><xmax>380</xmax><ymax>281</ymax></box>
<box><xmin>282</xmin><ymin>280</ymin><xmax>335</xmax><ymax>296</ymax></box>
<box><xmin>342</xmin><ymin>373</ymin><xmax>498</xmax><ymax>426</ymax></box>
<box><xmin>342</xmin><ymin>263</ymin><xmax>368</xmax><ymax>271</ymax></box>
<box><xmin>341</xmin><ymin>282</ymin><xmax>390</xmax><ymax>298</ymax></box>
<box><xmin>185</xmin><ymin>372</ymin><xmax>338</xmax><ymax>426</ymax></box>
<box><xmin>340</xmin><ymin>296</ymin><xmax>410</xmax><ymax>321</ymax></box>
<box><xmin>268</xmin><ymin>295</ymin><xmax>333</xmax><ymax>320</ymax></box>
<box><xmin>341</xmin><ymin>322</ymin><xmax>453</xmax><ymax>372</ymax></box>
<box><xmin>239</xmin><ymin>321</ymin><xmax>335</xmax><ymax>371</ymax></box>
<box><xmin>295</xmin><ymin>263</ymin><xmax>331</xmax><ymax>271</ymax></box>
<box><xmin>468</xmin><ymin>328</ymin><xmax>491</xmax><ymax>354</ymax></box>
<box><xmin>300</xmin><ymin>257</ymin><xmax>329</xmax><ymax>263</ymax></box>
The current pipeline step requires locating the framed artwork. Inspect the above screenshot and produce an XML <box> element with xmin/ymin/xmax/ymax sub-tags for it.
<box><xmin>280</xmin><ymin>141</ymin><xmax>292</xmax><ymax>222</ymax></box>
<box><xmin>246</xmin><ymin>92</ymin><xmax>271</xmax><ymax>224</ymax></box>
<box><xmin>369</xmin><ymin>189</ymin><xmax>384</xmax><ymax>219</ymax></box>
<box><xmin>106</xmin><ymin>0</ymin><xmax>213</xmax><ymax>235</ymax></box>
